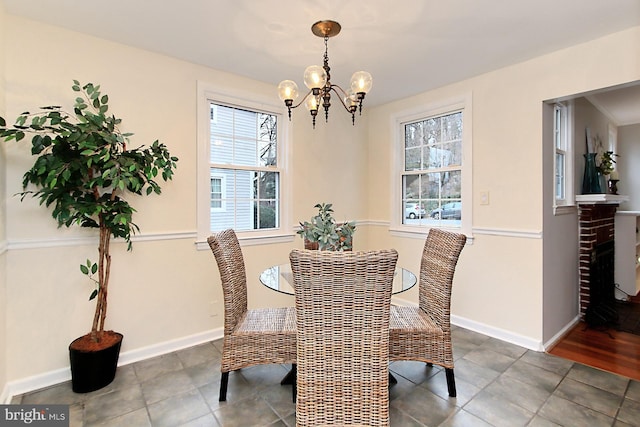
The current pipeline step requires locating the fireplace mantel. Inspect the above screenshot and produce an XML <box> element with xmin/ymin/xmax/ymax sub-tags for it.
<box><xmin>576</xmin><ymin>194</ymin><xmax>629</xmax><ymax>205</ymax></box>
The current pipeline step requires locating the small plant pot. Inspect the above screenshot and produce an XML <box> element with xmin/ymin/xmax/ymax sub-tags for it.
<box><xmin>69</xmin><ymin>331</ymin><xmax>123</xmax><ymax>393</ymax></box>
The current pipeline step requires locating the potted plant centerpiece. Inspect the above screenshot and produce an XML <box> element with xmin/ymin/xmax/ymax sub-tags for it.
<box><xmin>0</xmin><ymin>81</ymin><xmax>178</xmax><ymax>392</ymax></box>
<box><xmin>297</xmin><ymin>203</ymin><xmax>356</xmax><ymax>251</ymax></box>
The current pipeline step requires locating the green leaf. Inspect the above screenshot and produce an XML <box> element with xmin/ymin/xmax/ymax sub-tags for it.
<box><xmin>89</xmin><ymin>289</ymin><xmax>98</xmax><ymax>301</ymax></box>
<box><xmin>80</xmin><ymin>264</ymin><xmax>89</xmax><ymax>275</ymax></box>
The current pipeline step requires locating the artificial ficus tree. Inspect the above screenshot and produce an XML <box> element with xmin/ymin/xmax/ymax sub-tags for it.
<box><xmin>0</xmin><ymin>80</ymin><xmax>178</xmax><ymax>343</ymax></box>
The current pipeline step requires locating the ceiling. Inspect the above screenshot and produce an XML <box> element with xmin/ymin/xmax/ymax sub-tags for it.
<box><xmin>3</xmin><ymin>0</ymin><xmax>640</xmax><ymax>123</ymax></box>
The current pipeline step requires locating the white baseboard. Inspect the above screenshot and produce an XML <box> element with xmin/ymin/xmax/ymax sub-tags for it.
<box><xmin>390</xmin><ymin>297</ymin><xmax>545</xmax><ymax>351</ymax></box>
<box><xmin>1</xmin><ymin>383</ymin><xmax>10</xmax><ymax>405</ymax></box>
<box><xmin>542</xmin><ymin>316</ymin><xmax>581</xmax><ymax>351</ymax></box>
<box><xmin>4</xmin><ymin>328</ymin><xmax>223</xmax><ymax>403</ymax></box>
<box><xmin>451</xmin><ymin>315</ymin><xmax>544</xmax><ymax>351</ymax></box>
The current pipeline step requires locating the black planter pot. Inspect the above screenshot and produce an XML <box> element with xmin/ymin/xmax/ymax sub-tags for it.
<box><xmin>69</xmin><ymin>332</ymin><xmax>123</xmax><ymax>393</ymax></box>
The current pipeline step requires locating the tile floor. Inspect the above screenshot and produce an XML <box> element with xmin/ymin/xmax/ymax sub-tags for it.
<box><xmin>11</xmin><ymin>326</ymin><xmax>640</xmax><ymax>426</ymax></box>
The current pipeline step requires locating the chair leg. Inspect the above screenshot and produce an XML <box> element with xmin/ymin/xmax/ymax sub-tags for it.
<box><xmin>219</xmin><ymin>371</ymin><xmax>229</xmax><ymax>401</ymax></box>
<box><xmin>291</xmin><ymin>364</ymin><xmax>297</xmax><ymax>403</ymax></box>
<box><xmin>445</xmin><ymin>368</ymin><xmax>456</xmax><ymax>397</ymax></box>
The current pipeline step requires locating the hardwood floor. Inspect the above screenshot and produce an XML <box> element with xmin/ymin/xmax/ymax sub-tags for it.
<box><xmin>548</xmin><ymin>321</ymin><xmax>640</xmax><ymax>382</ymax></box>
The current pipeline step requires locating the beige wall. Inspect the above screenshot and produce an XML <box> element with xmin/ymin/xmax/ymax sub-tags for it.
<box><xmin>368</xmin><ymin>26</ymin><xmax>640</xmax><ymax>346</ymax></box>
<box><xmin>2</xmin><ymin>14</ymin><xmax>365</xmax><ymax>385</ymax></box>
<box><xmin>0</xmin><ymin>0</ymin><xmax>9</xmax><ymax>402</ymax></box>
<box><xmin>2</xmin><ymin>10</ymin><xmax>639</xmax><ymax>392</ymax></box>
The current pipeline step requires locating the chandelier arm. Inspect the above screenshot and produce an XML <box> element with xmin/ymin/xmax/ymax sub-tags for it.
<box><xmin>329</xmin><ymin>86</ymin><xmax>357</xmax><ymax>114</ymax></box>
<box><xmin>290</xmin><ymin>90</ymin><xmax>315</xmax><ymax>110</ymax></box>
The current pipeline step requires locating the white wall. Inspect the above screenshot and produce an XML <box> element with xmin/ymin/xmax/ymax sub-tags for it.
<box><xmin>618</xmin><ymin>123</ymin><xmax>640</xmax><ymax>210</ymax></box>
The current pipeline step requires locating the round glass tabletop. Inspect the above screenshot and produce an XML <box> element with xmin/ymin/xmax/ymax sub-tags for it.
<box><xmin>259</xmin><ymin>264</ymin><xmax>417</xmax><ymax>296</ymax></box>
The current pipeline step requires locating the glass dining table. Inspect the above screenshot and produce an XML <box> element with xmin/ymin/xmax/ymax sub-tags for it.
<box><xmin>259</xmin><ymin>264</ymin><xmax>417</xmax><ymax>296</ymax></box>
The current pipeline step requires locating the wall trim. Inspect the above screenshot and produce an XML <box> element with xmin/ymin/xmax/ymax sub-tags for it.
<box><xmin>543</xmin><ymin>315</ymin><xmax>580</xmax><ymax>351</ymax></box>
<box><xmin>451</xmin><ymin>315</ymin><xmax>543</xmax><ymax>351</ymax></box>
<box><xmin>472</xmin><ymin>227</ymin><xmax>542</xmax><ymax>239</ymax></box>
<box><xmin>4</xmin><ymin>327</ymin><xmax>223</xmax><ymax>403</ymax></box>
<box><xmin>6</xmin><ymin>231</ymin><xmax>197</xmax><ymax>251</ymax></box>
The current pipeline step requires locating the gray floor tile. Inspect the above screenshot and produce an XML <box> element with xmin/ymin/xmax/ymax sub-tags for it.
<box><xmin>538</xmin><ymin>395</ymin><xmax>614</xmax><ymax>427</ymax></box>
<box><xmin>176</xmin><ymin>342</ymin><xmax>221</xmax><ymax>368</ymax></box>
<box><xmin>527</xmin><ymin>415</ymin><xmax>562</xmax><ymax>426</ymax></box>
<box><xmin>478</xmin><ymin>337</ymin><xmax>528</xmax><ymax>360</ymax></box>
<box><xmin>390</xmin><ymin>385</ymin><xmax>457</xmax><ymax>426</ymax></box>
<box><xmin>389</xmin><ymin>405</ymin><xmax>425</xmax><ymax>426</ymax></box>
<box><xmin>555</xmin><ymin>377</ymin><xmax>623</xmax><ymax>417</ymax></box>
<box><xmin>133</xmin><ymin>353</ymin><xmax>184</xmax><ymax>383</ymax></box>
<box><xmin>389</xmin><ymin>360</ymin><xmax>440</xmax><ymax>385</ymax></box>
<box><xmin>464</xmin><ymin>389</ymin><xmax>535</xmax><ymax>427</ymax></box>
<box><xmin>83</xmin><ymin>382</ymin><xmax>147</xmax><ymax>425</ymax></box>
<box><xmin>419</xmin><ymin>370</ymin><xmax>481</xmax><ymax>406</ymax></box>
<box><xmin>463</xmin><ymin>348</ymin><xmax>517</xmax><ymax>372</ymax></box>
<box><xmin>147</xmin><ymin>388</ymin><xmax>211</xmax><ymax>427</ymax></box>
<box><xmin>453</xmin><ymin>358</ymin><xmax>501</xmax><ymax>389</ymax></box>
<box><xmin>21</xmin><ymin>381</ymin><xmax>84</xmax><ymax>405</ymax></box>
<box><xmin>616</xmin><ymin>397</ymin><xmax>640</xmax><ymax>425</ymax></box>
<box><xmin>503</xmin><ymin>359</ymin><xmax>564</xmax><ymax>393</ymax></box>
<box><xmin>483</xmin><ymin>374</ymin><xmax>551</xmax><ymax>413</ymax></box>
<box><xmin>566</xmin><ymin>363</ymin><xmax>630</xmax><ymax>396</ymax></box>
<box><xmin>85</xmin><ymin>407</ymin><xmax>151</xmax><ymax>427</ymax></box>
<box><xmin>626</xmin><ymin>379</ymin><xmax>640</xmax><ymax>402</ymax></box>
<box><xmin>141</xmin><ymin>369</ymin><xmax>197</xmax><ymax>405</ymax></box>
<box><xmin>438</xmin><ymin>409</ymin><xmax>492</xmax><ymax>427</ymax></box>
<box><xmin>179</xmin><ymin>412</ymin><xmax>221</xmax><ymax>427</ymax></box>
<box><xmin>213</xmin><ymin>394</ymin><xmax>280</xmax><ymax>427</ymax></box>
<box><xmin>519</xmin><ymin>350</ymin><xmax>574</xmax><ymax>376</ymax></box>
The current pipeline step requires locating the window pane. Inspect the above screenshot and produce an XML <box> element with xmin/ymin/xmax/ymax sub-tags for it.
<box><xmin>442</xmin><ymin>112</ymin><xmax>462</xmax><ymax>141</ymax></box>
<box><xmin>405</xmin><ymin>147</ymin><xmax>421</xmax><ymax>171</ymax></box>
<box><xmin>208</xmin><ymin>101</ymin><xmax>281</xmax><ymax>233</ymax></box>
<box><xmin>402</xmin><ymin>109</ymin><xmax>463</xmax><ymax>228</ymax></box>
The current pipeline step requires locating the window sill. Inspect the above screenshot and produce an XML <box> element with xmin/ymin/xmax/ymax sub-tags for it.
<box><xmin>553</xmin><ymin>204</ymin><xmax>577</xmax><ymax>216</ymax></box>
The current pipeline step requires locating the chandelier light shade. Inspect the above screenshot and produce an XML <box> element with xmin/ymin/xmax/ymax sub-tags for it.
<box><xmin>277</xmin><ymin>20</ymin><xmax>372</xmax><ymax>128</ymax></box>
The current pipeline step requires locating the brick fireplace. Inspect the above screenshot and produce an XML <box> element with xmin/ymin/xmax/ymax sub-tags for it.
<box><xmin>576</xmin><ymin>195</ymin><xmax>628</xmax><ymax>325</ymax></box>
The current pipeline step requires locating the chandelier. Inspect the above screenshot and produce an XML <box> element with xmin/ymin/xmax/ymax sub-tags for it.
<box><xmin>277</xmin><ymin>20</ymin><xmax>372</xmax><ymax>128</ymax></box>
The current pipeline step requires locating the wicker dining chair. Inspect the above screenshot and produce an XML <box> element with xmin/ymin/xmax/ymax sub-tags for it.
<box><xmin>207</xmin><ymin>229</ymin><xmax>297</xmax><ymax>401</ymax></box>
<box><xmin>389</xmin><ymin>228</ymin><xmax>466</xmax><ymax>397</ymax></box>
<box><xmin>289</xmin><ymin>248</ymin><xmax>398</xmax><ymax>427</ymax></box>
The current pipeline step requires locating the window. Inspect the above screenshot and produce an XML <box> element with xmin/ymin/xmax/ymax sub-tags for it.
<box><xmin>392</xmin><ymin>96</ymin><xmax>472</xmax><ymax>237</ymax></box>
<box><xmin>197</xmin><ymin>82</ymin><xmax>292</xmax><ymax>247</ymax></box>
<box><xmin>553</xmin><ymin>101</ymin><xmax>574</xmax><ymax>212</ymax></box>
<box><xmin>554</xmin><ymin>103</ymin><xmax>567</xmax><ymax>201</ymax></box>
<box><xmin>210</xmin><ymin>176</ymin><xmax>224</xmax><ymax>210</ymax></box>
<box><xmin>403</xmin><ymin>111</ymin><xmax>462</xmax><ymax>226</ymax></box>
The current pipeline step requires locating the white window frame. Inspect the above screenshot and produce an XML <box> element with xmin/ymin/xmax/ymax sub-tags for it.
<box><xmin>196</xmin><ymin>81</ymin><xmax>293</xmax><ymax>249</ymax></box>
<box><xmin>390</xmin><ymin>94</ymin><xmax>473</xmax><ymax>239</ymax></box>
<box><xmin>553</xmin><ymin>101</ymin><xmax>575</xmax><ymax>215</ymax></box>
<box><xmin>210</xmin><ymin>175</ymin><xmax>225</xmax><ymax>212</ymax></box>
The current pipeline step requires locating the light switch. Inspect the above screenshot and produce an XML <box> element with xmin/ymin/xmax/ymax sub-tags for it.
<box><xmin>480</xmin><ymin>191</ymin><xmax>490</xmax><ymax>205</ymax></box>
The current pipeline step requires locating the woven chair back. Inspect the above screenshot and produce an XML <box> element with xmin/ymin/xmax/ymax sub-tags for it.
<box><xmin>418</xmin><ymin>228</ymin><xmax>466</xmax><ymax>329</ymax></box>
<box><xmin>290</xmin><ymin>248</ymin><xmax>398</xmax><ymax>427</ymax></box>
<box><xmin>207</xmin><ymin>229</ymin><xmax>249</xmax><ymax>336</ymax></box>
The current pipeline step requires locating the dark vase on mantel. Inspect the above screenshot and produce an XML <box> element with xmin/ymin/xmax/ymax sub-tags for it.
<box><xmin>582</xmin><ymin>153</ymin><xmax>602</xmax><ymax>194</ymax></box>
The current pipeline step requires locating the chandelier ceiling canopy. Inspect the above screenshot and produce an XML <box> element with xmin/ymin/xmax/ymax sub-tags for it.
<box><xmin>277</xmin><ymin>20</ymin><xmax>372</xmax><ymax>128</ymax></box>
